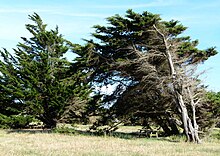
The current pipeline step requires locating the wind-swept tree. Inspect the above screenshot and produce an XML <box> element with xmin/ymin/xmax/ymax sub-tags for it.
<box><xmin>0</xmin><ymin>13</ymin><xmax>91</xmax><ymax>128</ymax></box>
<box><xmin>74</xmin><ymin>10</ymin><xmax>217</xmax><ymax>143</ymax></box>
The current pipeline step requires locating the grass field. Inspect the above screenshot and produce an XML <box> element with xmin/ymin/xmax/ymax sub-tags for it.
<box><xmin>0</xmin><ymin>127</ymin><xmax>220</xmax><ymax>156</ymax></box>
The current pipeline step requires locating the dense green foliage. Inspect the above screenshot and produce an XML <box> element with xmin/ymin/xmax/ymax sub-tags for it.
<box><xmin>0</xmin><ymin>10</ymin><xmax>219</xmax><ymax>140</ymax></box>
<box><xmin>206</xmin><ymin>92</ymin><xmax>220</xmax><ymax>127</ymax></box>
<box><xmin>73</xmin><ymin>10</ymin><xmax>217</xmax><ymax>138</ymax></box>
<box><xmin>0</xmin><ymin>13</ymin><xmax>90</xmax><ymax>128</ymax></box>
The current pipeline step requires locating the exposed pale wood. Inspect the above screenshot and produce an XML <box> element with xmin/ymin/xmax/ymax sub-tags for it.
<box><xmin>153</xmin><ymin>24</ymin><xmax>201</xmax><ymax>143</ymax></box>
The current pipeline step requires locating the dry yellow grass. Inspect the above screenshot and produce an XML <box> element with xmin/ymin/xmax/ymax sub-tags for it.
<box><xmin>0</xmin><ymin>129</ymin><xmax>220</xmax><ymax>156</ymax></box>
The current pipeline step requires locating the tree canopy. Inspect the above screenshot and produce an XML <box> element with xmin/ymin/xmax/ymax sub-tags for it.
<box><xmin>0</xmin><ymin>10</ymin><xmax>219</xmax><ymax>143</ymax></box>
<box><xmin>0</xmin><ymin>13</ymin><xmax>91</xmax><ymax>128</ymax></box>
<box><xmin>73</xmin><ymin>9</ymin><xmax>217</xmax><ymax>142</ymax></box>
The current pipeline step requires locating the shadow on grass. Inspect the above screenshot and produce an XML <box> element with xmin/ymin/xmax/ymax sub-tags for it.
<box><xmin>75</xmin><ymin>129</ymin><xmax>186</xmax><ymax>142</ymax></box>
<box><xmin>156</xmin><ymin>137</ymin><xmax>182</xmax><ymax>143</ymax></box>
<box><xmin>156</xmin><ymin>134</ymin><xmax>187</xmax><ymax>143</ymax></box>
<box><xmin>5</xmin><ymin>128</ymin><xmax>184</xmax><ymax>142</ymax></box>
<box><xmin>7</xmin><ymin>129</ymin><xmax>52</xmax><ymax>134</ymax></box>
<box><xmin>75</xmin><ymin>129</ymin><xmax>139</xmax><ymax>139</ymax></box>
<box><xmin>6</xmin><ymin>128</ymin><xmax>150</xmax><ymax>140</ymax></box>
<box><xmin>76</xmin><ymin>130</ymin><xmax>186</xmax><ymax>143</ymax></box>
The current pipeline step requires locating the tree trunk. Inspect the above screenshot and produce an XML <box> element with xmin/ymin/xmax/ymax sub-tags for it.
<box><xmin>158</xmin><ymin>121</ymin><xmax>172</xmax><ymax>136</ymax></box>
<box><xmin>38</xmin><ymin>114</ymin><xmax>57</xmax><ymax>129</ymax></box>
<box><xmin>167</xmin><ymin>48</ymin><xmax>200</xmax><ymax>143</ymax></box>
<box><xmin>176</xmin><ymin>92</ymin><xmax>196</xmax><ymax>142</ymax></box>
<box><xmin>168</xmin><ymin>119</ymin><xmax>180</xmax><ymax>135</ymax></box>
<box><xmin>153</xmin><ymin>25</ymin><xmax>201</xmax><ymax>143</ymax></box>
<box><xmin>187</xmin><ymin>87</ymin><xmax>201</xmax><ymax>143</ymax></box>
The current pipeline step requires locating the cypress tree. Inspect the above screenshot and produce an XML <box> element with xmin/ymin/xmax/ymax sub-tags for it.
<box><xmin>0</xmin><ymin>13</ymin><xmax>90</xmax><ymax>128</ymax></box>
<box><xmin>74</xmin><ymin>10</ymin><xmax>217</xmax><ymax>142</ymax></box>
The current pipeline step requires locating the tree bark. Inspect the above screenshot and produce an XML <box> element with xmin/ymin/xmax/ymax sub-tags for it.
<box><xmin>187</xmin><ymin>87</ymin><xmax>201</xmax><ymax>143</ymax></box>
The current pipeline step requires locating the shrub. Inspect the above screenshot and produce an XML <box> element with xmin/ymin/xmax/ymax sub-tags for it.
<box><xmin>52</xmin><ymin>126</ymin><xmax>76</xmax><ymax>134</ymax></box>
<box><xmin>0</xmin><ymin>114</ymin><xmax>33</xmax><ymax>129</ymax></box>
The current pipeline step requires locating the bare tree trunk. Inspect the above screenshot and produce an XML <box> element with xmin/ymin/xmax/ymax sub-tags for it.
<box><xmin>187</xmin><ymin>87</ymin><xmax>201</xmax><ymax>143</ymax></box>
<box><xmin>153</xmin><ymin>25</ymin><xmax>201</xmax><ymax>143</ymax></box>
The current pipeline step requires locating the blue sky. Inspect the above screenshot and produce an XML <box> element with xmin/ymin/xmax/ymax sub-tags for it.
<box><xmin>0</xmin><ymin>0</ymin><xmax>219</xmax><ymax>91</ymax></box>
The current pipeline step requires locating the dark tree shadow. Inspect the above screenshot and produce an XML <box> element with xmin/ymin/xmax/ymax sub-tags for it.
<box><xmin>5</xmin><ymin>128</ymin><xmax>183</xmax><ymax>143</ymax></box>
<box><xmin>7</xmin><ymin>129</ymin><xmax>52</xmax><ymax>134</ymax></box>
